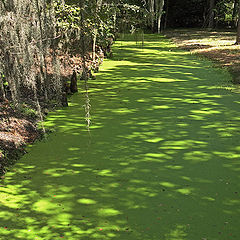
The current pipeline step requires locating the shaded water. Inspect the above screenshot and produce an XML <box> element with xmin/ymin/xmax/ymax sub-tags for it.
<box><xmin>1</xmin><ymin>35</ymin><xmax>240</xmax><ymax>239</ymax></box>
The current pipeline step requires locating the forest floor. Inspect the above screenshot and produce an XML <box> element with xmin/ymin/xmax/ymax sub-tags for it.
<box><xmin>164</xmin><ymin>28</ymin><xmax>240</xmax><ymax>83</ymax></box>
<box><xmin>0</xmin><ymin>102</ymin><xmax>41</xmax><ymax>175</ymax></box>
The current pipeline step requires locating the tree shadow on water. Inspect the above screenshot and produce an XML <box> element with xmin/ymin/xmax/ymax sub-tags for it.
<box><xmin>0</xmin><ymin>35</ymin><xmax>240</xmax><ymax>240</ymax></box>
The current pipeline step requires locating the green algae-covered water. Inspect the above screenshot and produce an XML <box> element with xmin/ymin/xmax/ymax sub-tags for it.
<box><xmin>1</xmin><ymin>35</ymin><xmax>240</xmax><ymax>239</ymax></box>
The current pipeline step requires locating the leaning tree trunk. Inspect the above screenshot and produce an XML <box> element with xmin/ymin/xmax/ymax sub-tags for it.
<box><xmin>157</xmin><ymin>0</ymin><xmax>164</xmax><ymax>33</ymax></box>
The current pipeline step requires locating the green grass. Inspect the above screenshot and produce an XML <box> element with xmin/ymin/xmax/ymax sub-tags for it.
<box><xmin>0</xmin><ymin>34</ymin><xmax>240</xmax><ymax>239</ymax></box>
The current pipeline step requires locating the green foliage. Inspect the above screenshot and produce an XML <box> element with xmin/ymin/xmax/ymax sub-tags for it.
<box><xmin>167</xmin><ymin>0</ymin><xmax>206</xmax><ymax>28</ymax></box>
<box><xmin>17</xmin><ymin>103</ymin><xmax>38</xmax><ymax>118</ymax></box>
<box><xmin>117</xmin><ymin>3</ymin><xmax>149</xmax><ymax>32</ymax></box>
<box><xmin>215</xmin><ymin>0</ymin><xmax>236</xmax><ymax>26</ymax></box>
<box><xmin>54</xmin><ymin>0</ymin><xmax>116</xmax><ymax>54</ymax></box>
<box><xmin>166</xmin><ymin>0</ymin><xmax>239</xmax><ymax>28</ymax></box>
<box><xmin>54</xmin><ymin>2</ymin><xmax>81</xmax><ymax>31</ymax></box>
<box><xmin>0</xmin><ymin>72</ymin><xmax>7</xmax><ymax>86</ymax></box>
<box><xmin>0</xmin><ymin>149</ymin><xmax>4</xmax><ymax>158</ymax></box>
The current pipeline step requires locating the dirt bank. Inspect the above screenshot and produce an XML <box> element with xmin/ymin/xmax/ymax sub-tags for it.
<box><xmin>164</xmin><ymin>29</ymin><xmax>240</xmax><ymax>83</ymax></box>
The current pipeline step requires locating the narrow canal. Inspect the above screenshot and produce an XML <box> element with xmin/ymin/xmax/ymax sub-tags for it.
<box><xmin>1</xmin><ymin>35</ymin><xmax>240</xmax><ymax>240</ymax></box>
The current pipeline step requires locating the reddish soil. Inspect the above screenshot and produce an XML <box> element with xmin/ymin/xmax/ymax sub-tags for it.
<box><xmin>0</xmin><ymin>101</ymin><xmax>41</xmax><ymax>175</ymax></box>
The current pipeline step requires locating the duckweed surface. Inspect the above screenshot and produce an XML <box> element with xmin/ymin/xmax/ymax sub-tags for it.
<box><xmin>1</xmin><ymin>35</ymin><xmax>240</xmax><ymax>239</ymax></box>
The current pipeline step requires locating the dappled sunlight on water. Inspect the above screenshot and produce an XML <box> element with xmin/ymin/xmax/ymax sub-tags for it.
<box><xmin>0</xmin><ymin>35</ymin><xmax>240</xmax><ymax>239</ymax></box>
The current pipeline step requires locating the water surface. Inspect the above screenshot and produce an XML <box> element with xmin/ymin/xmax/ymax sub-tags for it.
<box><xmin>0</xmin><ymin>35</ymin><xmax>240</xmax><ymax>240</ymax></box>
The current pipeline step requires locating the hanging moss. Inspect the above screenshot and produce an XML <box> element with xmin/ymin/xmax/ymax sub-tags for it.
<box><xmin>0</xmin><ymin>0</ymin><xmax>66</xmax><ymax>111</ymax></box>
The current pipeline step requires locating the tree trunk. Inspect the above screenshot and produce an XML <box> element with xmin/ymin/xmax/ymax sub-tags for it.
<box><xmin>0</xmin><ymin>76</ymin><xmax>6</xmax><ymax>101</ymax></box>
<box><xmin>236</xmin><ymin>4</ymin><xmax>240</xmax><ymax>45</ymax></box>
<box><xmin>164</xmin><ymin>0</ymin><xmax>169</xmax><ymax>30</ymax></box>
<box><xmin>208</xmin><ymin>0</ymin><xmax>215</xmax><ymax>28</ymax></box>
<box><xmin>157</xmin><ymin>0</ymin><xmax>164</xmax><ymax>33</ymax></box>
<box><xmin>232</xmin><ymin>0</ymin><xmax>239</xmax><ymax>27</ymax></box>
<box><xmin>92</xmin><ymin>0</ymin><xmax>103</xmax><ymax>62</ymax></box>
<box><xmin>61</xmin><ymin>92</ymin><xmax>68</xmax><ymax>107</ymax></box>
<box><xmin>113</xmin><ymin>7</ymin><xmax>117</xmax><ymax>35</ymax></box>
<box><xmin>4</xmin><ymin>52</ymin><xmax>19</xmax><ymax>106</ymax></box>
<box><xmin>79</xmin><ymin>1</ymin><xmax>88</xmax><ymax>80</ymax></box>
<box><xmin>92</xmin><ymin>28</ymin><xmax>97</xmax><ymax>62</ymax></box>
<box><xmin>149</xmin><ymin>0</ymin><xmax>155</xmax><ymax>32</ymax></box>
<box><xmin>35</xmin><ymin>0</ymin><xmax>48</xmax><ymax>102</ymax></box>
<box><xmin>70</xmin><ymin>70</ymin><xmax>78</xmax><ymax>93</ymax></box>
